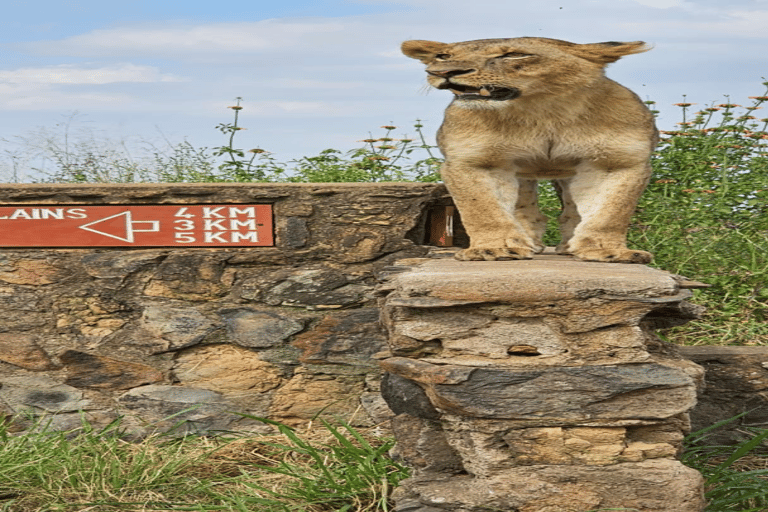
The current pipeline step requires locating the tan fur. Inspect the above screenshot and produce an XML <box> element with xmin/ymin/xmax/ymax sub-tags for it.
<box><xmin>402</xmin><ymin>37</ymin><xmax>658</xmax><ymax>263</ymax></box>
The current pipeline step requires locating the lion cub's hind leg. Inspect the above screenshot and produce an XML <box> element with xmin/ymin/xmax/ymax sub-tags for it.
<box><xmin>552</xmin><ymin>179</ymin><xmax>580</xmax><ymax>254</ymax></box>
<box><xmin>515</xmin><ymin>179</ymin><xmax>547</xmax><ymax>254</ymax></box>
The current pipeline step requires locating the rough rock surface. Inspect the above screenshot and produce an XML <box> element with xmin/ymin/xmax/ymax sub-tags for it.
<box><xmin>393</xmin><ymin>460</ymin><xmax>705</xmax><ymax>512</ymax></box>
<box><xmin>681</xmin><ymin>345</ymin><xmax>768</xmax><ymax>447</ymax></box>
<box><xmin>378</xmin><ymin>255</ymin><xmax>706</xmax><ymax>512</ymax></box>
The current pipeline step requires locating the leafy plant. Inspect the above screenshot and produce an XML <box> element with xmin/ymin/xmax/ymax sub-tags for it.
<box><xmin>208</xmin><ymin>100</ymin><xmax>441</xmax><ymax>183</ymax></box>
<box><xmin>633</xmin><ymin>85</ymin><xmax>768</xmax><ymax>345</ymax></box>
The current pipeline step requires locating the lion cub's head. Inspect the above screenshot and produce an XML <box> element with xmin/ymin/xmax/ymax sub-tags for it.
<box><xmin>401</xmin><ymin>37</ymin><xmax>650</xmax><ymax>103</ymax></box>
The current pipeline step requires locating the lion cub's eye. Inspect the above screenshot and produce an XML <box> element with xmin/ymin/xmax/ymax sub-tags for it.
<box><xmin>435</xmin><ymin>53</ymin><xmax>451</xmax><ymax>60</ymax></box>
<box><xmin>500</xmin><ymin>52</ymin><xmax>533</xmax><ymax>59</ymax></box>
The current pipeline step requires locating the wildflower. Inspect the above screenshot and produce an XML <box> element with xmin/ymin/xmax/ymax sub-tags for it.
<box><xmin>749</xmin><ymin>96</ymin><xmax>768</xmax><ymax>101</ymax></box>
<box><xmin>682</xmin><ymin>189</ymin><xmax>696</xmax><ymax>193</ymax></box>
<box><xmin>381</xmin><ymin>125</ymin><xmax>397</xmax><ymax>130</ymax></box>
<box><xmin>399</xmin><ymin>139</ymin><xmax>414</xmax><ymax>143</ymax></box>
<box><xmin>248</xmin><ymin>148</ymin><xmax>268</xmax><ymax>154</ymax></box>
<box><xmin>674</xmin><ymin>102</ymin><xmax>695</xmax><ymax>107</ymax></box>
<box><xmin>737</xmin><ymin>116</ymin><xmax>757</xmax><ymax>121</ymax></box>
<box><xmin>717</xmin><ymin>103</ymin><xmax>741</xmax><ymax>108</ymax></box>
<box><xmin>704</xmin><ymin>107</ymin><xmax>721</xmax><ymax>112</ymax></box>
<box><xmin>360</xmin><ymin>139</ymin><xmax>378</xmax><ymax>143</ymax></box>
<box><xmin>377</xmin><ymin>138</ymin><xmax>394</xmax><ymax>142</ymax></box>
<box><xmin>376</xmin><ymin>145</ymin><xmax>398</xmax><ymax>150</ymax></box>
<box><xmin>228</xmin><ymin>106</ymin><xmax>244</xmax><ymax>110</ymax></box>
<box><xmin>366</xmin><ymin>156</ymin><xmax>391</xmax><ymax>161</ymax></box>
<box><xmin>655</xmin><ymin>179</ymin><xmax>677</xmax><ymax>184</ymax></box>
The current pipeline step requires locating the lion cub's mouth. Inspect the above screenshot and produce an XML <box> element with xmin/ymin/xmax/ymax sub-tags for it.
<box><xmin>437</xmin><ymin>82</ymin><xmax>521</xmax><ymax>101</ymax></box>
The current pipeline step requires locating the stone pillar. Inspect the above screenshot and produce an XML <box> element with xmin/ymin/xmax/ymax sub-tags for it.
<box><xmin>376</xmin><ymin>254</ymin><xmax>707</xmax><ymax>512</ymax></box>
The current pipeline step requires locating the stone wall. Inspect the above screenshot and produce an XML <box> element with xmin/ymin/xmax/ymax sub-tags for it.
<box><xmin>1</xmin><ymin>182</ymin><xmax>767</xmax><ymax>450</ymax></box>
<box><xmin>0</xmin><ymin>183</ymin><xmax>453</xmax><ymax>436</ymax></box>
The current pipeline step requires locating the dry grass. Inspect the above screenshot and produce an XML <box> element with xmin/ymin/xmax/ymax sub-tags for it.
<box><xmin>0</xmin><ymin>417</ymin><xmax>405</xmax><ymax>512</ymax></box>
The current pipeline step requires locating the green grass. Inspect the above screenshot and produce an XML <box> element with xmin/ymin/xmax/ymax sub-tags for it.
<box><xmin>0</xmin><ymin>416</ymin><xmax>407</xmax><ymax>512</ymax></box>
<box><xmin>683</xmin><ymin>415</ymin><xmax>768</xmax><ymax>511</ymax></box>
<box><xmin>3</xmin><ymin>414</ymin><xmax>768</xmax><ymax>512</ymax></box>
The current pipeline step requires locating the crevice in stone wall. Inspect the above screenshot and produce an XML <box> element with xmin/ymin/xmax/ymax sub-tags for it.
<box><xmin>405</xmin><ymin>198</ymin><xmax>468</xmax><ymax>248</ymax></box>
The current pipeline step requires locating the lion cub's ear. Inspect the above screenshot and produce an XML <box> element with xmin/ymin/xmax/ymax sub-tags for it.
<box><xmin>570</xmin><ymin>41</ymin><xmax>652</xmax><ymax>64</ymax></box>
<box><xmin>401</xmin><ymin>40</ymin><xmax>449</xmax><ymax>62</ymax></box>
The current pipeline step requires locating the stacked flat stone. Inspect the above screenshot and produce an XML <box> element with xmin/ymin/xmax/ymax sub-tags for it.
<box><xmin>377</xmin><ymin>254</ymin><xmax>707</xmax><ymax>512</ymax></box>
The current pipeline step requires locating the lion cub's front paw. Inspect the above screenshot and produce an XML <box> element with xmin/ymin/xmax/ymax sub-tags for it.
<box><xmin>455</xmin><ymin>246</ymin><xmax>535</xmax><ymax>261</ymax></box>
<box><xmin>573</xmin><ymin>248</ymin><xmax>653</xmax><ymax>264</ymax></box>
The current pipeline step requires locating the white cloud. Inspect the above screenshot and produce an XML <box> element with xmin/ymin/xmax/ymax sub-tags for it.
<box><xmin>632</xmin><ymin>0</ymin><xmax>688</xmax><ymax>8</ymax></box>
<box><xmin>0</xmin><ymin>64</ymin><xmax>183</xmax><ymax>85</ymax></box>
<box><xmin>278</xmin><ymin>79</ymin><xmax>366</xmax><ymax>89</ymax></box>
<box><xmin>19</xmin><ymin>20</ymin><xmax>348</xmax><ymax>59</ymax></box>
<box><xmin>0</xmin><ymin>89</ymin><xmax>132</xmax><ymax>110</ymax></box>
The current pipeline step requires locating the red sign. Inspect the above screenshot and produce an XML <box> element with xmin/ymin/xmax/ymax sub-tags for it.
<box><xmin>0</xmin><ymin>205</ymin><xmax>274</xmax><ymax>247</ymax></box>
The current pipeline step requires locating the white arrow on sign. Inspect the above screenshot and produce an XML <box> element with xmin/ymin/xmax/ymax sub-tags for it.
<box><xmin>78</xmin><ymin>211</ymin><xmax>160</xmax><ymax>243</ymax></box>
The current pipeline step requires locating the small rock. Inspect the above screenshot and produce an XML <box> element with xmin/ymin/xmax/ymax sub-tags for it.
<box><xmin>60</xmin><ymin>350</ymin><xmax>163</xmax><ymax>390</ymax></box>
<box><xmin>173</xmin><ymin>344</ymin><xmax>284</xmax><ymax>393</ymax></box>
<box><xmin>264</xmin><ymin>268</ymin><xmax>367</xmax><ymax>308</ymax></box>
<box><xmin>0</xmin><ymin>332</ymin><xmax>58</xmax><ymax>371</ymax></box>
<box><xmin>291</xmin><ymin>309</ymin><xmax>385</xmax><ymax>365</ymax></box>
<box><xmin>0</xmin><ymin>375</ymin><xmax>89</xmax><ymax>413</ymax></box>
<box><xmin>141</xmin><ymin>306</ymin><xmax>217</xmax><ymax>350</ymax></box>
<box><xmin>119</xmin><ymin>384</ymin><xmax>236</xmax><ymax>435</ymax></box>
<box><xmin>220</xmin><ymin>308</ymin><xmax>304</xmax><ymax>348</ymax></box>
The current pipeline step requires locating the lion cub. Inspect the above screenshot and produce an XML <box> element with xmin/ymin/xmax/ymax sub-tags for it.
<box><xmin>402</xmin><ymin>37</ymin><xmax>658</xmax><ymax>263</ymax></box>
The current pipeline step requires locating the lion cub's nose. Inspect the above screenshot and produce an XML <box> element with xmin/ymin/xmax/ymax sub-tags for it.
<box><xmin>427</xmin><ymin>68</ymin><xmax>476</xmax><ymax>78</ymax></box>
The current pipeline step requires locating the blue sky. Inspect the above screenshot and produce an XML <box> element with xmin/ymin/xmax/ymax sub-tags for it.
<box><xmin>1</xmin><ymin>0</ymin><xmax>767</xmax><ymax>180</ymax></box>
